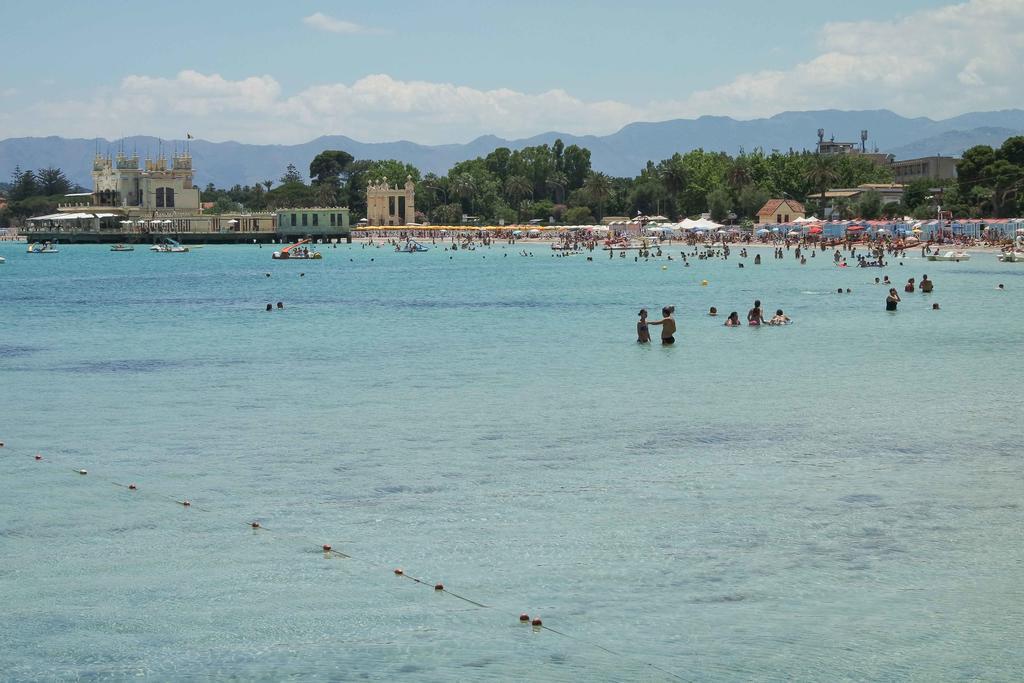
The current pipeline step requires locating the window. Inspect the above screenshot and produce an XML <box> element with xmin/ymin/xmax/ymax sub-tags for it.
<box><xmin>165</xmin><ymin>188</ymin><xmax>174</xmax><ymax>208</ymax></box>
<box><xmin>312</xmin><ymin>213</ymin><xmax>318</xmax><ymax>227</ymax></box>
<box><xmin>784</xmin><ymin>214</ymin><xmax>790</xmax><ymax>222</ymax></box>
<box><xmin>330</xmin><ymin>213</ymin><xmax>336</xmax><ymax>227</ymax></box>
<box><xmin>291</xmin><ymin>213</ymin><xmax>296</xmax><ymax>227</ymax></box>
<box><xmin>389</xmin><ymin>196</ymin><xmax>395</xmax><ymax>215</ymax></box>
<box><xmin>156</xmin><ymin>187</ymin><xmax>165</xmax><ymax>208</ymax></box>
<box><xmin>302</xmin><ymin>213</ymin><xmax>308</xmax><ymax>226</ymax></box>
<box><xmin>777</xmin><ymin>214</ymin><xmax>782</xmax><ymax>223</ymax></box>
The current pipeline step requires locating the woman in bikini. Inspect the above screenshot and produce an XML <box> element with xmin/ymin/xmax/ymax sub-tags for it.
<box><xmin>637</xmin><ymin>309</ymin><xmax>651</xmax><ymax>343</ymax></box>
<box><xmin>747</xmin><ymin>300</ymin><xmax>766</xmax><ymax>326</ymax></box>
<box><xmin>647</xmin><ymin>306</ymin><xmax>677</xmax><ymax>344</ymax></box>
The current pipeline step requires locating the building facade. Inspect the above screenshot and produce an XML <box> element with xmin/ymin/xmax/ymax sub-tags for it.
<box><xmin>92</xmin><ymin>151</ymin><xmax>200</xmax><ymax>211</ymax></box>
<box><xmin>366</xmin><ymin>177</ymin><xmax>415</xmax><ymax>226</ymax></box>
<box><xmin>275</xmin><ymin>208</ymin><xmax>350</xmax><ymax>237</ymax></box>
<box><xmin>889</xmin><ymin>156</ymin><xmax>958</xmax><ymax>183</ymax></box>
<box><xmin>756</xmin><ymin>199</ymin><xmax>806</xmax><ymax>224</ymax></box>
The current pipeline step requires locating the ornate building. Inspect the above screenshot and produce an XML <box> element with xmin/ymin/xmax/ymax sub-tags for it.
<box><xmin>92</xmin><ymin>150</ymin><xmax>200</xmax><ymax>211</ymax></box>
<box><xmin>366</xmin><ymin>176</ymin><xmax>415</xmax><ymax>226</ymax></box>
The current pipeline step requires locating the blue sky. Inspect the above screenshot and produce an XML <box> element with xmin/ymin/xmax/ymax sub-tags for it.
<box><xmin>1</xmin><ymin>0</ymin><xmax>1021</xmax><ymax>143</ymax></box>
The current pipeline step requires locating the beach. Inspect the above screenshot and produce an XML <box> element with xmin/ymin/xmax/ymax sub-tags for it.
<box><xmin>1</xmin><ymin>240</ymin><xmax>1023</xmax><ymax>680</ymax></box>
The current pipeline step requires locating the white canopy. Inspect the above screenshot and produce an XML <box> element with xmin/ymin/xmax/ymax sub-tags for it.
<box><xmin>680</xmin><ymin>217</ymin><xmax>724</xmax><ymax>231</ymax></box>
<box><xmin>793</xmin><ymin>216</ymin><xmax>820</xmax><ymax>224</ymax></box>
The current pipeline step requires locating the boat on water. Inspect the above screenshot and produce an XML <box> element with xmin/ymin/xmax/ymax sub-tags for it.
<box><xmin>395</xmin><ymin>239</ymin><xmax>428</xmax><ymax>253</ymax></box>
<box><xmin>0</xmin><ymin>255</ymin><xmax>5</xmax><ymax>264</ymax></box>
<box><xmin>150</xmin><ymin>237</ymin><xmax>189</xmax><ymax>253</ymax></box>
<box><xmin>110</xmin><ymin>244</ymin><xmax>135</xmax><ymax>252</ymax></box>
<box><xmin>998</xmin><ymin>250</ymin><xmax>1024</xmax><ymax>262</ymax></box>
<box><xmin>27</xmin><ymin>241</ymin><xmax>59</xmax><ymax>253</ymax></box>
<box><xmin>272</xmin><ymin>238</ymin><xmax>322</xmax><ymax>260</ymax></box>
<box><xmin>602</xmin><ymin>238</ymin><xmax>646</xmax><ymax>251</ymax></box>
<box><xmin>926</xmin><ymin>249</ymin><xmax>970</xmax><ymax>262</ymax></box>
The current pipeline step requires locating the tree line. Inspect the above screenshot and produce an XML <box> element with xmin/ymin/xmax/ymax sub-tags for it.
<box><xmin>4</xmin><ymin>136</ymin><xmax>1022</xmax><ymax>227</ymax></box>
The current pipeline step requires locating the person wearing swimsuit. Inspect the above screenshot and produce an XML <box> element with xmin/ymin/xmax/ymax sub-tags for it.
<box><xmin>637</xmin><ymin>309</ymin><xmax>651</xmax><ymax>343</ymax></box>
<box><xmin>647</xmin><ymin>306</ymin><xmax>676</xmax><ymax>344</ymax></box>
<box><xmin>886</xmin><ymin>288</ymin><xmax>901</xmax><ymax>311</ymax></box>
<box><xmin>747</xmin><ymin>300</ymin><xmax>766</xmax><ymax>326</ymax></box>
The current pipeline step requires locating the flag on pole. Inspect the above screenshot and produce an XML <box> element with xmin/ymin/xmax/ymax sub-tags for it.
<box><xmin>186</xmin><ymin>133</ymin><xmax>193</xmax><ymax>139</ymax></box>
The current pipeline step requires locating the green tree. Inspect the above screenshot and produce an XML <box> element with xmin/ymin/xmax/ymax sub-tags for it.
<box><xmin>309</xmin><ymin>150</ymin><xmax>354</xmax><ymax>185</ymax></box>
<box><xmin>582</xmin><ymin>172</ymin><xmax>612</xmax><ymax>219</ymax></box>
<box><xmin>561</xmin><ymin>144</ymin><xmax>592</xmax><ymax>190</ymax></box>
<box><xmin>737</xmin><ymin>185</ymin><xmax>770</xmax><ymax>219</ymax></box>
<box><xmin>280</xmin><ymin>163</ymin><xmax>303</xmax><ymax>185</ymax></box>
<box><xmin>504</xmin><ymin>175</ymin><xmax>533</xmax><ymax>208</ymax></box>
<box><xmin>564</xmin><ymin>206</ymin><xmax>595</xmax><ymax>225</ymax></box>
<box><xmin>9</xmin><ymin>166</ymin><xmax>38</xmax><ymax>201</ymax></box>
<box><xmin>804</xmin><ymin>155</ymin><xmax>838</xmax><ymax>202</ymax></box>
<box><xmin>706</xmin><ymin>187</ymin><xmax>732</xmax><ymax>222</ymax></box>
<box><xmin>545</xmin><ymin>171</ymin><xmax>568</xmax><ymax>203</ymax></box>
<box><xmin>36</xmin><ymin>167</ymin><xmax>71</xmax><ymax>196</ymax></box>
<box><xmin>856</xmin><ymin>190</ymin><xmax>883</xmax><ymax>219</ymax></box>
<box><xmin>429</xmin><ymin>202</ymin><xmax>463</xmax><ymax>225</ymax></box>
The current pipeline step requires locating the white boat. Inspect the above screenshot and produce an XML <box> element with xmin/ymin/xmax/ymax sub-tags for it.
<box><xmin>27</xmin><ymin>241</ymin><xmax>59</xmax><ymax>253</ymax></box>
<box><xmin>150</xmin><ymin>237</ymin><xmax>189</xmax><ymax>253</ymax></box>
<box><xmin>998</xmin><ymin>250</ymin><xmax>1024</xmax><ymax>262</ymax></box>
<box><xmin>272</xmin><ymin>238</ymin><xmax>322</xmax><ymax>259</ymax></box>
<box><xmin>0</xmin><ymin>256</ymin><xmax>5</xmax><ymax>264</ymax></box>
<box><xmin>110</xmin><ymin>244</ymin><xmax>135</xmax><ymax>252</ymax></box>
<box><xmin>926</xmin><ymin>249</ymin><xmax>970</xmax><ymax>262</ymax></box>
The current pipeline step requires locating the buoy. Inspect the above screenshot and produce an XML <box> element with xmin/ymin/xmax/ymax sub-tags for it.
<box><xmin>532</xmin><ymin>617</ymin><xmax>543</xmax><ymax>627</ymax></box>
<box><xmin>34</xmin><ymin>454</ymin><xmax>42</xmax><ymax>461</ymax></box>
<box><xmin>181</xmin><ymin>500</ymin><xmax>191</xmax><ymax>507</ymax></box>
<box><xmin>78</xmin><ymin>469</ymin><xmax>88</xmax><ymax>475</ymax></box>
<box><xmin>519</xmin><ymin>613</ymin><xmax>530</xmax><ymax>623</ymax></box>
<box><xmin>128</xmin><ymin>483</ymin><xmax>137</xmax><ymax>490</ymax></box>
<box><xmin>322</xmin><ymin>544</ymin><xmax>332</xmax><ymax>552</ymax></box>
<box><xmin>661</xmin><ymin>265</ymin><xmax>667</xmax><ymax>270</ymax></box>
<box><xmin>393</xmin><ymin>568</ymin><xmax>404</xmax><ymax>576</ymax></box>
<box><xmin>701</xmin><ymin>279</ymin><xmax>708</xmax><ymax>286</ymax></box>
<box><xmin>251</xmin><ymin>521</ymin><xmax>260</xmax><ymax>528</ymax></box>
<box><xmin>434</xmin><ymin>583</ymin><xmax>444</xmax><ymax>591</ymax></box>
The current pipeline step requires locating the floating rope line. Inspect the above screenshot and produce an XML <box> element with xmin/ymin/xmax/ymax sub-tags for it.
<box><xmin>11</xmin><ymin>447</ymin><xmax>687</xmax><ymax>682</ymax></box>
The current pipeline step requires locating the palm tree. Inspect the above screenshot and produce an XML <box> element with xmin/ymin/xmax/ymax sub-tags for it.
<box><xmin>546</xmin><ymin>171</ymin><xmax>568</xmax><ymax>203</ymax></box>
<box><xmin>659</xmin><ymin>159</ymin><xmax>687</xmax><ymax>198</ymax></box>
<box><xmin>505</xmin><ymin>175</ymin><xmax>533</xmax><ymax>207</ymax></box>
<box><xmin>262</xmin><ymin>180</ymin><xmax>273</xmax><ymax>193</ymax></box>
<box><xmin>451</xmin><ymin>173</ymin><xmax>478</xmax><ymax>215</ymax></box>
<box><xmin>726</xmin><ymin>159</ymin><xmax>752</xmax><ymax>190</ymax></box>
<box><xmin>583</xmin><ymin>172</ymin><xmax>613</xmax><ymax>220</ymax></box>
<box><xmin>805</xmin><ymin>155</ymin><xmax>839</xmax><ymax>205</ymax></box>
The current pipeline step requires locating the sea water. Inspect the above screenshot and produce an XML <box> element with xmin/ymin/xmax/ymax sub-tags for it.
<box><xmin>1</xmin><ymin>241</ymin><xmax>1022</xmax><ymax>681</ymax></box>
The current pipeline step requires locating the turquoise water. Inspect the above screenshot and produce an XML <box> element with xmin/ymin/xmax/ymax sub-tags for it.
<box><xmin>1</xmin><ymin>240</ymin><xmax>1022</xmax><ymax>681</ymax></box>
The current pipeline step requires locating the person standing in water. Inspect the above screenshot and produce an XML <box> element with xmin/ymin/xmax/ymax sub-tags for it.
<box><xmin>647</xmin><ymin>306</ymin><xmax>677</xmax><ymax>345</ymax></box>
<box><xmin>637</xmin><ymin>309</ymin><xmax>651</xmax><ymax>344</ymax></box>
<box><xmin>886</xmin><ymin>288</ymin><xmax>901</xmax><ymax>311</ymax></box>
<box><xmin>747</xmin><ymin>300</ymin><xmax>766</xmax><ymax>326</ymax></box>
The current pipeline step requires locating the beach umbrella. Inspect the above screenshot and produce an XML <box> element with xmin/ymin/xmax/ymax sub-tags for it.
<box><xmin>1017</xmin><ymin>228</ymin><xmax>1024</xmax><ymax>234</ymax></box>
<box><xmin>847</xmin><ymin>225</ymin><xmax>866</xmax><ymax>232</ymax></box>
<box><xmin>755</xmin><ymin>228</ymin><xmax>770</xmax><ymax>235</ymax></box>
<box><xmin>912</xmin><ymin>228</ymin><xmax>923</xmax><ymax>234</ymax></box>
<box><xmin>787</xmin><ymin>230</ymin><xmax>800</xmax><ymax>237</ymax></box>
<box><xmin>716</xmin><ymin>229</ymin><xmax>728</xmax><ymax>235</ymax></box>
<box><xmin>876</xmin><ymin>227</ymin><xmax>889</xmax><ymax>234</ymax></box>
<box><xmin>808</xmin><ymin>226</ymin><xmax>823</xmax><ymax>234</ymax></box>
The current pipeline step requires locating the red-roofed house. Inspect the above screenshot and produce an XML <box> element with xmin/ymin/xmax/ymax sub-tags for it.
<box><xmin>756</xmin><ymin>199</ymin><xmax>805</xmax><ymax>224</ymax></box>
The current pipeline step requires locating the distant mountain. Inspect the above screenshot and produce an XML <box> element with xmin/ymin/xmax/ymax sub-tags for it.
<box><xmin>2</xmin><ymin>109</ymin><xmax>1023</xmax><ymax>188</ymax></box>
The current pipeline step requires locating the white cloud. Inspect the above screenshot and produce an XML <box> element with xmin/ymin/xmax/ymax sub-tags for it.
<box><xmin>302</xmin><ymin>12</ymin><xmax>381</xmax><ymax>35</ymax></box>
<box><xmin>2</xmin><ymin>1</ymin><xmax>1022</xmax><ymax>145</ymax></box>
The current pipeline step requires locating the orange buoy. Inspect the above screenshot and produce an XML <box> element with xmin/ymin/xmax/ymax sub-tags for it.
<box><xmin>519</xmin><ymin>613</ymin><xmax>530</xmax><ymax>623</ymax></box>
<box><xmin>393</xmin><ymin>568</ymin><xmax>404</xmax><ymax>576</ymax></box>
<box><xmin>128</xmin><ymin>484</ymin><xmax>137</xmax><ymax>490</ymax></box>
<box><xmin>322</xmin><ymin>544</ymin><xmax>332</xmax><ymax>552</ymax></box>
<box><xmin>434</xmin><ymin>583</ymin><xmax>444</xmax><ymax>591</ymax></box>
<box><xmin>531</xmin><ymin>617</ymin><xmax>543</xmax><ymax>627</ymax></box>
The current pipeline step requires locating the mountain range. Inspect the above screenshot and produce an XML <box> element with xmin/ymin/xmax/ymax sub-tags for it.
<box><xmin>2</xmin><ymin>109</ymin><xmax>1023</xmax><ymax>188</ymax></box>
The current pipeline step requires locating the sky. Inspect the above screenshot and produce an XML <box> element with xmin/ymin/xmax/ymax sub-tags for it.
<box><xmin>0</xmin><ymin>0</ymin><xmax>1022</xmax><ymax>145</ymax></box>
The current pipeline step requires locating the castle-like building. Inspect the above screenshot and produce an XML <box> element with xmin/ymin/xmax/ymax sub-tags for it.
<box><xmin>366</xmin><ymin>176</ymin><xmax>415</xmax><ymax>226</ymax></box>
<box><xmin>92</xmin><ymin>150</ymin><xmax>200</xmax><ymax>211</ymax></box>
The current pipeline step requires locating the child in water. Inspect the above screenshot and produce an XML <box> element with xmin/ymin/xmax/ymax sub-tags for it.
<box><xmin>637</xmin><ymin>309</ymin><xmax>651</xmax><ymax>344</ymax></box>
<box><xmin>769</xmin><ymin>309</ymin><xmax>791</xmax><ymax>325</ymax></box>
<box><xmin>724</xmin><ymin>312</ymin><xmax>741</xmax><ymax>327</ymax></box>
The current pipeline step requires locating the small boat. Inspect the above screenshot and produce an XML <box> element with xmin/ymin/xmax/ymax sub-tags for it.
<box><xmin>395</xmin><ymin>239</ymin><xmax>428</xmax><ymax>253</ymax></box>
<box><xmin>272</xmin><ymin>238</ymin><xmax>322</xmax><ymax>260</ymax></box>
<box><xmin>110</xmin><ymin>244</ymin><xmax>135</xmax><ymax>252</ymax></box>
<box><xmin>926</xmin><ymin>249</ymin><xmax>970</xmax><ymax>262</ymax></box>
<box><xmin>0</xmin><ymin>256</ymin><xmax>5</xmax><ymax>264</ymax></box>
<box><xmin>27</xmin><ymin>241</ymin><xmax>59</xmax><ymax>253</ymax></box>
<box><xmin>150</xmin><ymin>237</ymin><xmax>189</xmax><ymax>253</ymax></box>
<box><xmin>998</xmin><ymin>250</ymin><xmax>1024</xmax><ymax>262</ymax></box>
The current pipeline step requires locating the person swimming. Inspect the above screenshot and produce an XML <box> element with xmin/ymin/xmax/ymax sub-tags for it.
<box><xmin>769</xmin><ymin>309</ymin><xmax>791</xmax><ymax>325</ymax></box>
<box><xmin>747</xmin><ymin>300</ymin><xmax>765</xmax><ymax>326</ymax></box>
<box><xmin>637</xmin><ymin>309</ymin><xmax>651</xmax><ymax>344</ymax></box>
<box><xmin>647</xmin><ymin>306</ymin><xmax>676</xmax><ymax>344</ymax></box>
<box><xmin>708</xmin><ymin>307</ymin><xmax>718</xmax><ymax>316</ymax></box>
<box><xmin>725</xmin><ymin>311</ymin><xmax>741</xmax><ymax>327</ymax></box>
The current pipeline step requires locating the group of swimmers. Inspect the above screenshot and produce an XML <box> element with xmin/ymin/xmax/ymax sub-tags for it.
<box><xmin>637</xmin><ymin>300</ymin><xmax>792</xmax><ymax>344</ymax></box>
